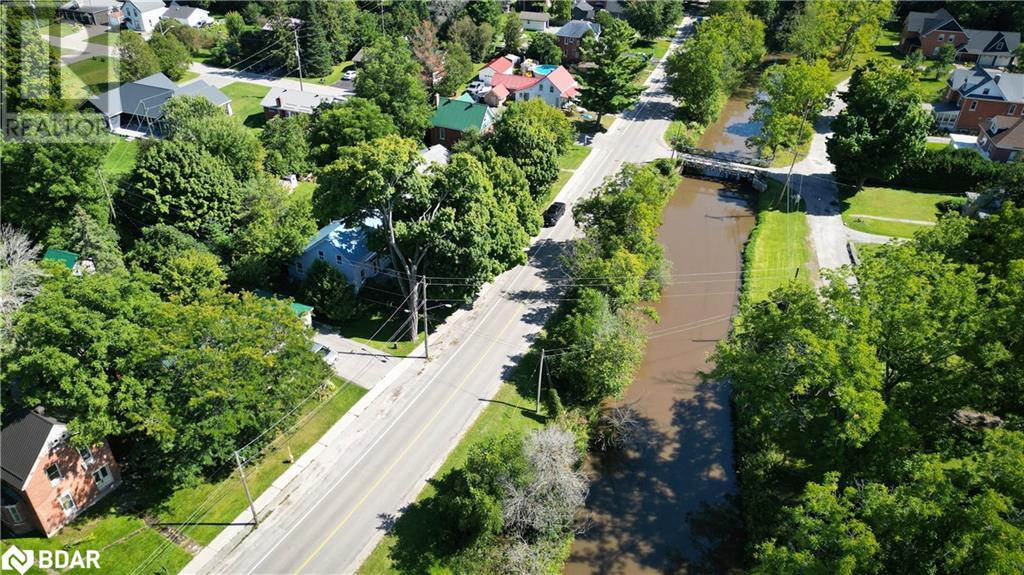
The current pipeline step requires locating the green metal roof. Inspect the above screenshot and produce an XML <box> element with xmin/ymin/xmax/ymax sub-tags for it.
<box><xmin>254</xmin><ymin>289</ymin><xmax>313</xmax><ymax>316</ymax></box>
<box><xmin>430</xmin><ymin>96</ymin><xmax>491</xmax><ymax>132</ymax></box>
<box><xmin>43</xmin><ymin>249</ymin><xmax>78</xmax><ymax>269</ymax></box>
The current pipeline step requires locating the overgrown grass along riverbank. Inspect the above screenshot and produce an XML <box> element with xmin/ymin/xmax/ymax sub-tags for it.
<box><xmin>741</xmin><ymin>179</ymin><xmax>813</xmax><ymax>303</ymax></box>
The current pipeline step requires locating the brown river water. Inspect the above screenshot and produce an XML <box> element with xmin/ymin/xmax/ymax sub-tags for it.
<box><xmin>565</xmin><ymin>93</ymin><xmax>759</xmax><ymax>574</ymax></box>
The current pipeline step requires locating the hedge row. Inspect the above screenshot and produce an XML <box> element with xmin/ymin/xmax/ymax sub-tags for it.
<box><xmin>872</xmin><ymin>147</ymin><xmax>1024</xmax><ymax>193</ymax></box>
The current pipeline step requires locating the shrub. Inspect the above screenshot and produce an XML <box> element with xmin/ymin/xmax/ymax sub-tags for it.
<box><xmin>302</xmin><ymin>260</ymin><xmax>357</xmax><ymax>324</ymax></box>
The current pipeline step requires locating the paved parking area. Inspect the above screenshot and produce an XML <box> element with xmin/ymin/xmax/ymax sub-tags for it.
<box><xmin>312</xmin><ymin>327</ymin><xmax>413</xmax><ymax>389</ymax></box>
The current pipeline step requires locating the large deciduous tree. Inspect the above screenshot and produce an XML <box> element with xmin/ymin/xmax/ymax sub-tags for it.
<box><xmin>436</xmin><ymin>42</ymin><xmax>474</xmax><ymax>97</ymax></box>
<box><xmin>526</xmin><ymin>33</ymin><xmax>562</xmax><ymax>65</ymax></box>
<box><xmin>315</xmin><ymin>136</ymin><xmax>531</xmax><ymax>340</ymax></box>
<box><xmin>260</xmin><ymin>113</ymin><xmax>312</xmax><ymax>176</ymax></box>
<box><xmin>624</xmin><ymin>0</ymin><xmax>683</xmax><ymax>39</ymax></box>
<box><xmin>749</xmin><ymin>58</ymin><xmax>833</xmax><ymax>158</ymax></box>
<box><xmin>148</xmin><ymin>33</ymin><xmax>192</xmax><ymax>81</ymax></box>
<box><xmin>161</xmin><ymin>95</ymin><xmax>265</xmax><ymax>181</ymax></box>
<box><xmin>826</xmin><ymin>61</ymin><xmax>931</xmax><ymax>189</ymax></box>
<box><xmin>308</xmin><ymin>97</ymin><xmax>397</xmax><ymax>166</ymax></box>
<box><xmin>354</xmin><ymin>37</ymin><xmax>433</xmax><ymax>138</ymax></box>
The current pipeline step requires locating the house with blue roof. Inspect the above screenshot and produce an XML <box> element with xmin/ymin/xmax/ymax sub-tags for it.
<box><xmin>289</xmin><ymin>219</ymin><xmax>389</xmax><ymax>292</ymax></box>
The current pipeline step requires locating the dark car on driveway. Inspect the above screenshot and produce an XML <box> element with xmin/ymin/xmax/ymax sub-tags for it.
<box><xmin>543</xmin><ymin>202</ymin><xmax>566</xmax><ymax>227</ymax></box>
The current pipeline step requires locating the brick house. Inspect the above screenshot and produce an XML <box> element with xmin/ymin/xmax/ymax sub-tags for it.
<box><xmin>900</xmin><ymin>8</ymin><xmax>1020</xmax><ymax>67</ymax></box>
<box><xmin>556</xmin><ymin>20</ymin><xmax>601</xmax><ymax>64</ymax></box>
<box><xmin>933</xmin><ymin>67</ymin><xmax>1024</xmax><ymax>132</ymax></box>
<box><xmin>977</xmin><ymin>115</ymin><xmax>1024</xmax><ymax>163</ymax></box>
<box><xmin>427</xmin><ymin>95</ymin><xmax>496</xmax><ymax>148</ymax></box>
<box><xmin>1</xmin><ymin>408</ymin><xmax>122</xmax><ymax>537</ymax></box>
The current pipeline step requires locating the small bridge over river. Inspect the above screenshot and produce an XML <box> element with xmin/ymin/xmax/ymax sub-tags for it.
<box><xmin>675</xmin><ymin>147</ymin><xmax>770</xmax><ymax>191</ymax></box>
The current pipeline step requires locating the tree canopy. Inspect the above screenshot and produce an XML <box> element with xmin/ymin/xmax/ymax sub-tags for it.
<box><xmin>354</xmin><ymin>37</ymin><xmax>433</xmax><ymax>138</ymax></box>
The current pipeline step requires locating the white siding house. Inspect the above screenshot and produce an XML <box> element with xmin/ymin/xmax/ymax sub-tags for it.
<box><xmin>122</xmin><ymin>0</ymin><xmax>167</xmax><ymax>32</ymax></box>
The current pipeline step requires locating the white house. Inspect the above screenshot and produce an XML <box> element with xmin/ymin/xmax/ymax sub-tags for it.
<box><xmin>519</xmin><ymin>11</ymin><xmax>550</xmax><ymax>32</ymax></box>
<box><xmin>160</xmin><ymin>1</ymin><xmax>212</xmax><ymax>27</ymax></box>
<box><xmin>492</xmin><ymin>65</ymin><xmax>579</xmax><ymax>109</ymax></box>
<box><xmin>121</xmin><ymin>0</ymin><xmax>167</xmax><ymax>32</ymax></box>
<box><xmin>478</xmin><ymin>54</ymin><xmax>517</xmax><ymax>86</ymax></box>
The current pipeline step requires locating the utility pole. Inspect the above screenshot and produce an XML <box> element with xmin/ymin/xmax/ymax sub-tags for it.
<box><xmin>421</xmin><ymin>277</ymin><xmax>430</xmax><ymax>359</ymax></box>
<box><xmin>535</xmin><ymin>349</ymin><xmax>545</xmax><ymax>413</ymax></box>
<box><xmin>292</xmin><ymin>25</ymin><xmax>304</xmax><ymax>91</ymax></box>
<box><xmin>235</xmin><ymin>451</ymin><xmax>259</xmax><ymax>528</ymax></box>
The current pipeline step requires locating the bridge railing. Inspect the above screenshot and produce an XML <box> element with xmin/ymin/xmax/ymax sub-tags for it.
<box><xmin>674</xmin><ymin>145</ymin><xmax>771</xmax><ymax>168</ymax></box>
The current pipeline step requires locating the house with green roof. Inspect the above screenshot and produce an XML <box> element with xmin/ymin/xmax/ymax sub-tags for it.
<box><xmin>42</xmin><ymin>249</ymin><xmax>95</xmax><ymax>275</ymax></box>
<box><xmin>254</xmin><ymin>289</ymin><xmax>315</xmax><ymax>327</ymax></box>
<box><xmin>429</xmin><ymin>96</ymin><xmax>497</xmax><ymax>149</ymax></box>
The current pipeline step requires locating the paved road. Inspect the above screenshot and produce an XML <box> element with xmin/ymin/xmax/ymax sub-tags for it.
<box><xmin>183</xmin><ymin>20</ymin><xmax>690</xmax><ymax>575</ymax></box>
<box><xmin>183</xmin><ymin>62</ymin><xmax>352</xmax><ymax>99</ymax></box>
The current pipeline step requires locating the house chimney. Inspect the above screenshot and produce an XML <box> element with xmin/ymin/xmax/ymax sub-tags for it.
<box><xmin>33</xmin><ymin>406</ymin><xmax>45</xmax><ymax>414</ymax></box>
<box><xmin>276</xmin><ymin>97</ymin><xmax>283</xmax><ymax>107</ymax></box>
<box><xmin>433</xmin><ymin>92</ymin><xmax>440</xmax><ymax>108</ymax></box>
<box><xmin>994</xmin><ymin>74</ymin><xmax>1001</xmax><ymax>84</ymax></box>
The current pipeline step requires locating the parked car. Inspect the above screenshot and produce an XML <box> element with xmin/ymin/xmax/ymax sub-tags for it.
<box><xmin>310</xmin><ymin>343</ymin><xmax>339</xmax><ymax>365</ymax></box>
<box><xmin>543</xmin><ymin>202</ymin><xmax>566</xmax><ymax>227</ymax></box>
<box><xmin>342</xmin><ymin>69</ymin><xmax>358</xmax><ymax>81</ymax></box>
<box><xmin>467</xmin><ymin>80</ymin><xmax>485</xmax><ymax>93</ymax></box>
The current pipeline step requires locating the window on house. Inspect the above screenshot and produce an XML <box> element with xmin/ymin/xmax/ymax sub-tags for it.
<box><xmin>983</xmin><ymin>88</ymin><xmax>990</xmax><ymax>95</ymax></box>
<box><xmin>970</xmin><ymin>100</ymin><xmax>978</xmax><ymax>111</ymax></box>
<box><xmin>58</xmin><ymin>493</ymin><xmax>76</xmax><ymax>515</ymax></box>
<box><xmin>938</xmin><ymin>34</ymin><xmax>944</xmax><ymax>41</ymax></box>
<box><xmin>296</xmin><ymin>262</ymin><xmax>304</xmax><ymax>273</ymax></box>
<box><xmin>317</xmin><ymin>250</ymin><xmax>325</xmax><ymax>260</ymax></box>
<box><xmin>549</xmin><ymin>84</ymin><xmax>554</xmax><ymax>93</ymax></box>
<box><xmin>78</xmin><ymin>446</ymin><xmax>93</xmax><ymax>465</ymax></box>
<box><xmin>336</xmin><ymin>255</ymin><xmax>343</xmax><ymax>264</ymax></box>
<box><xmin>45</xmin><ymin>464</ymin><xmax>62</xmax><ymax>482</ymax></box>
<box><xmin>1009</xmin><ymin>104</ymin><xmax>1017</xmax><ymax>115</ymax></box>
<box><xmin>92</xmin><ymin>465</ymin><xmax>113</xmax><ymax>489</ymax></box>
<box><xmin>439</xmin><ymin>127</ymin><xmax>446</xmax><ymax>141</ymax></box>
<box><xmin>3</xmin><ymin>505</ymin><xmax>24</xmax><ymax>525</ymax></box>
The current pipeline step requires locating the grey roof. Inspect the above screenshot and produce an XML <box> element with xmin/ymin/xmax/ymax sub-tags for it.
<box><xmin>519</xmin><ymin>11</ymin><xmax>550</xmax><ymax>22</ymax></box>
<box><xmin>962</xmin><ymin>29</ymin><xmax>1021</xmax><ymax>54</ymax></box>
<box><xmin>260</xmin><ymin>87</ymin><xmax>339</xmax><ymax>114</ymax></box>
<box><xmin>60</xmin><ymin>0</ymin><xmax>120</xmax><ymax>14</ymax></box>
<box><xmin>161</xmin><ymin>4</ymin><xmax>201</xmax><ymax>20</ymax></box>
<box><xmin>126</xmin><ymin>0</ymin><xmax>167</xmax><ymax>12</ymax></box>
<box><xmin>950</xmin><ymin>67</ymin><xmax>1024</xmax><ymax>104</ymax></box>
<box><xmin>1</xmin><ymin>409</ymin><xmax>60</xmax><ymax>490</ymax></box>
<box><xmin>557</xmin><ymin>19</ymin><xmax>601</xmax><ymax>39</ymax></box>
<box><xmin>418</xmin><ymin>144</ymin><xmax>450</xmax><ymax>173</ymax></box>
<box><xmin>904</xmin><ymin>9</ymin><xmax>961</xmax><ymax>36</ymax></box>
<box><xmin>86</xmin><ymin>72</ymin><xmax>229</xmax><ymax>120</ymax></box>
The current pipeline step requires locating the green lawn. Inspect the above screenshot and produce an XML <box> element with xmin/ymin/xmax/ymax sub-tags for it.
<box><xmin>286</xmin><ymin>60</ymin><xmax>353</xmax><ymax>86</ymax></box>
<box><xmin>1</xmin><ymin>510</ymin><xmax>191</xmax><ymax>575</ymax></box>
<box><xmin>177</xmin><ymin>70</ymin><xmax>200</xmax><ymax>84</ymax></box>
<box><xmin>45</xmin><ymin>22</ymin><xmax>78</xmax><ymax>37</ymax></box>
<box><xmin>220</xmin><ymin>81</ymin><xmax>271</xmax><ymax>129</ymax></box>
<box><xmin>155</xmin><ymin>381</ymin><xmax>366</xmax><ymax>546</ymax></box>
<box><xmin>358</xmin><ymin>354</ymin><xmax>548</xmax><ymax>574</ymax></box>
<box><xmin>841</xmin><ymin>186</ymin><xmax>959</xmax><ymax>238</ymax></box>
<box><xmin>66</xmin><ymin>56</ymin><xmax>118</xmax><ymax>93</ymax></box>
<box><xmin>87</xmin><ymin>31</ymin><xmax>119</xmax><ymax>46</ymax></box>
<box><xmin>556</xmin><ymin>144</ymin><xmax>592</xmax><ymax>170</ymax></box>
<box><xmin>2</xmin><ymin>380</ymin><xmax>365</xmax><ymax>574</ymax></box>
<box><xmin>193</xmin><ymin>47</ymin><xmax>217</xmax><ymax>64</ymax></box>
<box><xmin>336</xmin><ymin>307</ymin><xmax>436</xmax><ymax>357</ymax></box>
<box><xmin>768</xmin><ymin>137</ymin><xmax>813</xmax><ymax>168</ymax></box>
<box><xmin>742</xmin><ymin>179</ymin><xmax>813</xmax><ymax>303</ymax></box>
<box><xmin>103</xmin><ymin>139</ymin><xmax>139</xmax><ymax>176</ymax></box>
<box><xmin>828</xmin><ymin>27</ymin><xmax>949</xmax><ymax>101</ymax></box>
<box><xmin>926</xmin><ymin>140</ymin><xmax>950</xmax><ymax>151</ymax></box>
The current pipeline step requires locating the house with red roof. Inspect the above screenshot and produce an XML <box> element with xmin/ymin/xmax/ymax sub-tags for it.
<box><xmin>478</xmin><ymin>55</ymin><xmax>518</xmax><ymax>86</ymax></box>
<box><xmin>489</xmin><ymin>66</ymin><xmax>579</xmax><ymax>108</ymax></box>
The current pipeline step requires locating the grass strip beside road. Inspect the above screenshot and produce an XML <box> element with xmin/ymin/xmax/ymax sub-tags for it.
<box><xmin>358</xmin><ymin>352</ymin><xmax>549</xmax><ymax>574</ymax></box>
<box><xmin>87</xmin><ymin>31</ymin><xmax>119</xmax><ymax>46</ymax></box>
<box><xmin>1</xmin><ymin>381</ymin><xmax>366</xmax><ymax>575</ymax></box>
<box><xmin>155</xmin><ymin>380</ymin><xmax>367</xmax><ymax>546</ymax></box>
<box><xmin>741</xmin><ymin>179</ymin><xmax>813</xmax><ymax>303</ymax></box>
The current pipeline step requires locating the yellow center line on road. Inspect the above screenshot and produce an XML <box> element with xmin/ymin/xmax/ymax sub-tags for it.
<box><xmin>293</xmin><ymin>276</ymin><xmax>542</xmax><ymax>574</ymax></box>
